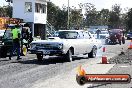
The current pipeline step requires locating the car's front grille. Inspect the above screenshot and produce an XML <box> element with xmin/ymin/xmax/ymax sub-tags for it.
<box><xmin>36</xmin><ymin>44</ymin><xmax>60</xmax><ymax>50</ymax></box>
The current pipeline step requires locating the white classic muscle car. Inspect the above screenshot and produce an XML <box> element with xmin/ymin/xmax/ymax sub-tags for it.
<box><xmin>30</xmin><ymin>30</ymin><xmax>102</xmax><ymax>61</ymax></box>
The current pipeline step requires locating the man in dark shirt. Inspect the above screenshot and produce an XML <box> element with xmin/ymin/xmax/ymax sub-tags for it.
<box><xmin>96</xmin><ymin>29</ymin><xmax>101</xmax><ymax>39</ymax></box>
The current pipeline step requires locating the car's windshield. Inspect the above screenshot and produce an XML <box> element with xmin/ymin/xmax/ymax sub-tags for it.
<box><xmin>56</xmin><ymin>31</ymin><xmax>78</xmax><ymax>39</ymax></box>
<box><xmin>100</xmin><ymin>31</ymin><xmax>108</xmax><ymax>34</ymax></box>
<box><xmin>88</xmin><ymin>31</ymin><xmax>95</xmax><ymax>34</ymax></box>
<box><xmin>110</xmin><ymin>29</ymin><xmax>122</xmax><ymax>33</ymax></box>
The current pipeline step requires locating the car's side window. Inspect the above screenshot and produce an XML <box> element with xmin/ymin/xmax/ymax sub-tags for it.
<box><xmin>83</xmin><ymin>32</ymin><xmax>91</xmax><ymax>39</ymax></box>
<box><xmin>77</xmin><ymin>32</ymin><xmax>84</xmax><ymax>39</ymax></box>
<box><xmin>87</xmin><ymin>32</ymin><xmax>92</xmax><ymax>39</ymax></box>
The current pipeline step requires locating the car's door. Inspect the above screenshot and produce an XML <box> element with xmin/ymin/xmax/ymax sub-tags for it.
<box><xmin>73</xmin><ymin>31</ymin><xmax>84</xmax><ymax>54</ymax></box>
<box><xmin>83</xmin><ymin>31</ymin><xmax>93</xmax><ymax>53</ymax></box>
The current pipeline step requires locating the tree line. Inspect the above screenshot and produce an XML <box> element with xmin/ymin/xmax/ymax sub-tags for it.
<box><xmin>1</xmin><ymin>2</ymin><xmax>132</xmax><ymax>32</ymax></box>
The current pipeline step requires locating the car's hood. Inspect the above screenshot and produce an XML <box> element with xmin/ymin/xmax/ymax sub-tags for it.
<box><xmin>31</xmin><ymin>37</ymin><xmax>63</xmax><ymax>44</ymax></box>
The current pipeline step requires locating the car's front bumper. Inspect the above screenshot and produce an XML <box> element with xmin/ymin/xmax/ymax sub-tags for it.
<box><xmin>30</xmin><ymin>49</ymin><xmax>64</xmax><ymax>55</ymax></box>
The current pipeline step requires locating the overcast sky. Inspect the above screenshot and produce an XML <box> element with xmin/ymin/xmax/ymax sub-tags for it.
<box><xmin>0</xmin><ymin>0</ymin><xmax>131</xmax><ymax>12</ymax></box>
<box><xmin>51</xmin><ymin>0</ymin><xmax>132</xmax><ymax>12</ymax></box>
<box><xmin>0</xmin><ymin>0</ymin><xmax>7</xmax><ymax>6</ymax></box>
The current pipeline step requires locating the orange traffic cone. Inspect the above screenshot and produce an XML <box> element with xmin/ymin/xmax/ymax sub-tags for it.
<box><xmin>102</xmin><ymin>47</ymin><xmax>108</xmax><ymax>64</ymax></box>
<box><xmin>128</xmin><ymin>40</ymin><xmax>132</xmax><ymax>49</ymax></box>
<box><xmin>102</xmin><ymin>56</ymin><xmax>107</xmax><ymax>64</ymax></box>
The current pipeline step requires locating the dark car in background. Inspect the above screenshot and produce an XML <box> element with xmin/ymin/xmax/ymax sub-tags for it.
<box><xmin>105</xmin><ymin>29</ymin><xmax>125</xmax><ymax>45</ymax></box>
<box><xmin>126</xmin><ymin>32</ymin><xmax>132</xmax><ymax>40</ymax></box>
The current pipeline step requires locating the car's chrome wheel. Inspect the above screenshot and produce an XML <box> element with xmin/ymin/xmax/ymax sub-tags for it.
<box><xmin>122</xmin><ymin>37</ymin><xmax>125</xmax><ymax>44</ymax></box>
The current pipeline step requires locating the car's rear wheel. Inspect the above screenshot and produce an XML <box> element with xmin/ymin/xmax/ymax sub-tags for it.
<box><xmin>36</xmin><ymin>53</ymin><xmax>43</xmax><ymax>61</ymax></box>
<box><xmin>122</xmin><ymin>37</ymin><xmax>125</xmax><ymax>44</ymax></box>
<box><xmin>118</xmin><ymin>39</ymin><xmax>121</xmax><ymax>45</ymax></box>
<box><xmin>0</xmin><ymin>45</ymin><xmax>7</xmax><ymax>58</ymax></box>
<box><xmin>88</xmin><ymin>46</ymin><xmax>97</xmax><ymax>58</ymax></box>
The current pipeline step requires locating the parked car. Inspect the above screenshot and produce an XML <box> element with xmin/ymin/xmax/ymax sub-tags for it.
<box><xmin>99</xmin><ymin>31</ymin><xmax>109</xmax><ymax>39</ymax></box>
<box><xmin>30</xmin><ymin>30</ymin><xmax>102</xmax><ymax>61</ymax></box>
<box><xmin>86</xmin><ymin>31</ymin><xmax>102</xmax><ymax>49</ymax></box>
<box><xmin>0</xmin><ymin>30</ymin><xmax>5</xmax><ymax>41</ymax></box>
<box><xmin>88</xmin><ymin>30</ymin><xmax>109</xmax><ymax>39</ymax></box>
<box><xmin>126</xmin><ymin>32</ymin><xmax>132</xmax><ymax>40</ymax></box>
<box><xmin>0</xmin><ymin>24</ymin><xmax>33</xmax><ymax>58</ymax></box>
<box><xmin>105</xmin><ymin>29</ymin><xmax>125</xmax><ymax>45</ymax></box>
<box><xmin>88</xmin><ymin>30</ymin><xmax>96</xmax><ymax>38</ymax></box>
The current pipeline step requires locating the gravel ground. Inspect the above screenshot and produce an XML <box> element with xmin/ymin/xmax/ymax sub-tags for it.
<box><xmin>108</xmin><ymin>49</ymin><xmax>132</xmax><ymax>64</ymax></box>
<box><xmin>91</xmin><ymin>49</ymin><xmax>132</xmax><ymax>88</ymax></box>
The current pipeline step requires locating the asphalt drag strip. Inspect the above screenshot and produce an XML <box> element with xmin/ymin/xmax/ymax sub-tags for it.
<box><xmin>0</xmin><ymin>40</ymin><xmax>130</xmax><ymax>88</ymax></box>
<box><xmin>28</xmin><ymin>41</ymin><xmax>130</xmax><ymax>88</ymax></box>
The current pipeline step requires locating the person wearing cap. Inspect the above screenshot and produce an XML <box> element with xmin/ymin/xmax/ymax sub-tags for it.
<box><xmin>9</xmin><ymin>25</ymin><xmax>21</xmax><ymax>60</ymax></box>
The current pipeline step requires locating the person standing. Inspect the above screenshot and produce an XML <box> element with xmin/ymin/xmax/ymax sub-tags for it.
<box><xmin>96</xmin><ymin>29</ymin><xmax>101</xmax><ymax>39</ymax></box>
<box><xmin>122</xmin><ymin>29</ymin><xmax>125</xmax><ymax>36</ymax></box>
<box><xmin>9</xmin><ymin>25</ymin><xmax>21</xmax><ymax>60</ymax></box>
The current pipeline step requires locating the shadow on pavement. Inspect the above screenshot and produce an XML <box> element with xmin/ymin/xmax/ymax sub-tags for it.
<box><xmin>87</xmin><ymin>83</ymin><xmax>111</xmax><ymax>88</ymax></box>
<box><xmin>104</xmin><ymin>43</ymin><xmax>120</xmax><ymax>45</ymax></box>
<box><xmin>12</xmin><ymin>55</ymin><xmax>89</xmax><ymax>65</ymax></box>
<box><xmin>12</xmin><ymin>57</ymin><xmax>65</xmax><ymax>65</ymax></box>
<box><xmin>0</xmin><ymin>59</ymin><xmax>10</xmax><ymax>61</ymax></box>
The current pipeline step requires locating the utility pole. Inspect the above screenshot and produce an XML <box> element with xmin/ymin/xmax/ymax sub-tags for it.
<box><xmin>67</xmin><ymin>0</ymin><xmax>69</xmax><ymax>30</ymax></box>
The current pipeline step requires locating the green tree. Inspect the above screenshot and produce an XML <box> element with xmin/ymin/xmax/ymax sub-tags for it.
<box><xmin>81</xmin><ymin>3</ymin><xmax>99</xmax><ymax>26</ymax></box>
<box><xmin>0</xmin><ymin>6</ymin><xmax>6</xmax><ymax>17</ymax></box>
<box><xmin>47</xmin><ymin>2</ymin><xmax>83</xmax><ymax>30</ymax></box>
<box><xmin>55</xmin><ymin>9</ymin><xmax>68</xmax><ymax>29</ymax></box>
<box><xmin>4</xmin><ymin>5</ymin><xmax>12</xmax><ymax>17</ymax></box>
<box><xmin>108</xmin><ymin>4</ymin><xmax>121</xmax><ymax>28</ymax></box>
<box><xmin>0</xmin><ymin>5</ymin><xmax>12</xmax><ymax>17</ymax></box>
<box><xmin>47</xmin><ymin>2</ymin><xmax>68</xmax><ymax>30</ymax></box>
<box><xmin>69</xmin><ymin>8</ymin><xmax>82</xmax><ymax>29</ymax></box>
<box><xmin>126</xmin><ymin>8</ymin><xmax>132</xmax><ymax>32</ymax></box>
<box><xmin>98</xmin><ymin>9</ymin><xmax>110</xmax><ymax>25</ymax></box>
<box><xmin>47</xmin><ymin>2</ymin><xmax>60</xmax><ymax>28</ymax></box>
<box><xmin>85</xmin><ymin>11</ymin><xmax>98</xmax><ymax>26</ymax></box>
<box><xmin>120</xmin><ymin>13</ymin><xmax>127</xmax><ymax>29</ymax></box>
